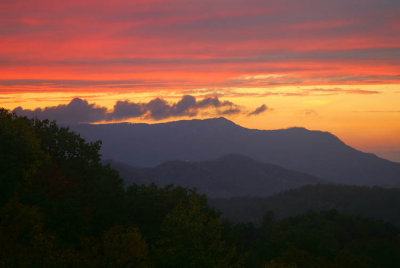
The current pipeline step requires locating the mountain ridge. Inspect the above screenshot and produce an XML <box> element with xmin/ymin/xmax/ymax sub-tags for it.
<box><xmin>108</xmin><ymin>154</ymin><xmax>324</xmax><ymax>198</ymax></box>
<box><xmin>72</xmin><ymin>117</ymin><xmax>400</xmax><ymax>187</ymax></box>
<box><xmin>210</xmin><ymin>184</ymin><xmax>400</xmax><ymax>226</ymax></box>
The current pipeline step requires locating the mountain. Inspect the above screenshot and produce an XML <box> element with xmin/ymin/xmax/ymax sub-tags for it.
<box><xmin>71</xmin><ymin>117</ymin><xmax>400</xmax><ymax>187</ymax></box>
<box><xmin>108</xmin><ymin>154</ymin><xmax>323</xmax><ymax>197</ymax></box>
<box><xmin>105</xmin><ymin>160</ymin><xmax>149</xmax><ymax>185</ymax></box>
<box><xmin>210</xmin><ymin>184</ymin><xmax>400</xmax><ymax>226</ymax></box>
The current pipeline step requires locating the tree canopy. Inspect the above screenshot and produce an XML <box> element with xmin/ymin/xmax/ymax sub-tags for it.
<box><xmin>1</xmin><ymin>108</ymin><xmax>399</xmax><ymax>267</ymax></box>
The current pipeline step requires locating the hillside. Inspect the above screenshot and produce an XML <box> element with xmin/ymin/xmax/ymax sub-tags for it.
<box><xmin>3</xmin><ymin>109</ymin><xmax>400</xmax><ymax>267</ymax></box>
<box><xmin>72</xmin><ymin>117</ymin><xmax>400</xmax><ymax>187</ymax></box>
<box><xmin>211</xmin><ymin>184</ymin><xmax>400</xmax><ymax>226</ymax></box>
<box><xmin>109</xmin><ymin>154</ymin><xmax>323</xmax><ymax>197</ymax></box>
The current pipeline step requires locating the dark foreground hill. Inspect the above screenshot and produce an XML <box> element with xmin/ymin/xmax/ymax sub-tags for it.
<box><xmin>72</xmin><ymin>117</ymin><xmax>400</xmax><ymax>187</ymax></box>
<box><xmin>211</xmin><ymin>184</ymin><xmax>400</xmax><ymax>226</ymax></box>
<box><xmin>108</xmin><ymin>154</ymin><xmax>323</xmax><ymax>197</ymax></box>
<box><xmin>3</xmin><ymin>109</ymin><xmax>400</xmax><ymax>267</ymax></box>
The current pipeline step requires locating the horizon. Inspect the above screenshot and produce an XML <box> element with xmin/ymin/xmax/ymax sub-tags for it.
<box><xmin>10</xmin><ymin>109</ymin><xmax>400</xmax><ymax>162</ymax></box>
<box><xmin>3</xmin><ymin>105</ymin><xmax>400</xmax><ymax>267</ymax></box>
<box><xmin>1</xmin><ymin>0</ymin><xmax>399</xmax><ymax>160</ymax></box>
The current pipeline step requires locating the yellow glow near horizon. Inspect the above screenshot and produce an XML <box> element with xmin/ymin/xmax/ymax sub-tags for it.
<box><xmin>2</xmin><ymin>83</ymin><xmax>399</xmax><ymax>154</ymax></box>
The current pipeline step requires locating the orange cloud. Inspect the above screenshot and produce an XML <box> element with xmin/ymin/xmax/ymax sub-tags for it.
<box><xmin>0</xmin><ymin>0</ymin><xmax>399</xmax><ymax>94</ymax></box>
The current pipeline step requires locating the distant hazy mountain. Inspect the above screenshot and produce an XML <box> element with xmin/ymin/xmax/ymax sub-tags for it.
<box><xmin>72</xmin><ymin>117</ymin><xmax>400</xmax><ymax>187</ymax></box>
<box><xmin>108</xmin><ymin>154</ymin><xmax>323</xmax><ymax>197</ymax></box>
<box><xmin>210</xmin><ymin>184</ymin><xmax>400</xmax><ymax>226</ymax></box>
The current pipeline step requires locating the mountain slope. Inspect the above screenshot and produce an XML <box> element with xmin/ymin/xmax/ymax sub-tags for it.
<box><xmin>210</xmin><ymin>184</ymin><xmax>400</xmax><ymax>226</ymax></box>
<box><xmin>111</xmin><ymin>154</ymin><xmax>323</xmax><ymax>197</ymax></box>
<box><xmin>72</xmin><ymin>117</ymin><xmax>400</xmax><ymax>186</ymax></box>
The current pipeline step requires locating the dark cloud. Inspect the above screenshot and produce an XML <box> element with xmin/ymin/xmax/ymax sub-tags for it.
<box><xmin>111</xmin><ymin>100</ymin><xmax>144</xmax><ymax>120</ymax></box>
<box><xmin>138</xmin><ymin>95</ymin><xmax>242</xmax><ymax>120</ymax></box>
<box><xmin>110</xmin><ymin>95</ymin><xmax>241</xmax><ymax>120</ymax></box>
<box><xmin>2</xmin><ymin>48</ymin><xmax>399</xmax><ymax>67</ymax></box>
<box><xmin>173</xmin><ymin>95</ymin><xmax>197</xmax><ymax>115</ymax></box>
<box><xmin>145</xmin><ymin>98</ymin><xmax>173</xmax><ymax>120</ymax></box>
<box><xmin>13</xmin><ymin>98</ymin><xmax>107</xmax><ymax>124</ymax></box>
<box><xmin>221</xmin><ymin>108</ymin><xmax>242</xmax><ymax>115</ymax></box>
<box><xmin>248</xmin><ymin>104</ymin><xmax>270</xmax><ymax>116</ymax></box>
<box><xmin>13</xmin><ymin>96</ymin><xmax>268</xmax><ymax>124</ymax></box>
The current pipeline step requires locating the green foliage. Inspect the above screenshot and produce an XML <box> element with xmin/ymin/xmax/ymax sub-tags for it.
<box><xmin>226</xmin><ymin>210</ymin><xmax>400</xmax><ymax>267</ymax></box>
<box><xmin>125</xmin><ymin>184</ymin><xmax>197</xmax><ymax>242</ymax></box>
<box><xmin>211</xmin><ymin>184</ymin><xmax>400</xmax><ymax>227</ymax></box>
<box><xmin>153</xmin><ymin>194</ymin><xmax>239</xmax><ymax>267</ymax></box>
<box><xmin>32</xmin><ymin>118</ymin><xmax>101</xmax><ymax>165</ymax></box>
<box><xmin>1</xmin><ymin>108</ymin><xmax>400</xmax><ymax>267</ymax></box>
<box><xmin>0</xmin><ymin>109</ymin><xmax>47</xmax><ymax>204</ymax></box>
<box><xmin>102</xmin><ymin>225</ymin><xmax>149</xmax><ymax>267</ymax></box>
<box><xmin>0</xmin><ymin>109</ymin><xmax>238</xmax><ymax>266</ymax></box>
<box><xmin>0</xmin><ymin>197</ymin><xmax>53</xmax><ymax>266</ymax></box>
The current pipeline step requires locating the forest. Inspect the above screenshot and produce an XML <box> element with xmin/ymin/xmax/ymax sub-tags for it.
<box><xmin>211</xmin><ymin>184</ymin><xmax>400</xmax><ymax>226</ymax></box>
<box><xmin>1</xmin><ymin>108</ymin><xmax>400</xmax><ymax>267</ymax></box>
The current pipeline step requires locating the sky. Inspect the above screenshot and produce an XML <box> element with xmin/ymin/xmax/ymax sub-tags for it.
<box><xmin>1</xmin><ymin>0</ymin><xmax>399</xmax><ymax>160</ymax></box>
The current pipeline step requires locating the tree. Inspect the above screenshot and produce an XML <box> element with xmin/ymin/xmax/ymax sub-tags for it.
<box><xmin>0</xmin><ymin>109</ymin><xmax>47</xmax><ymax>204</ymax></box>
<box><xmin>102</xmin><ymin>225</ymin><xmax>148</xmax><ymax>267</ymax></box>
<box><xmin>0</xmin><ymin>197</ymin><xmax>56</xmax><ymax>266</ymax></box>
<box><xmin>154</xmin><ymin>194</ymin><xmax>239</xmax><ymax>267</ymax></box>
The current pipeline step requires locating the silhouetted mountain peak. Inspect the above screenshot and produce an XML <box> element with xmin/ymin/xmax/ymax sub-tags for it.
<box><xmin>163</xmin><ymin>117</ymin><xmax>240</xmax><ymax>129</ymax></box>
<box><xmin>284</xmin><ymin>126</ymin><xmax>309</xmax><ymax>131</ymax></box>
<box><xmin>72</xmin><ymin>118</ymin><xmax>400</xmax><ymax>187</ymax></box>
<box><xmin>206</xmin><ymin>117</ymin><xmax>238</xmax><ymax>125</ymax></box>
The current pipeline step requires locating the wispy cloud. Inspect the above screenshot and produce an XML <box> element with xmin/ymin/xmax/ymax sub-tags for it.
<box><xmin>362</xmin><ymin>110</ymin><xmax>400</xmax><ymax>113</ymax></box>
<box><xmin>301</xmin><ymin>109</ymin><xmax>319</xmax><ymax>116</ymax></box>
<box><xmin>308</xmin><ymin>88</ymin><xmax>380</xmax><ymax>95</ymax></box>
<box><xmin>248</xmin><ymin>104</ymin><xmax>270</xmax><ymax>116</ymax></box>
<box><xmin>183</xmin><ymin>87</ymin><xmax>381</xmax><ymax>99</ymax></box>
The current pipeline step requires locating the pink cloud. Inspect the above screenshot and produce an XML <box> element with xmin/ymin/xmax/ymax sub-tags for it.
<box><xmin>0</xmin><ymin>0</ymin><xmax>399</xmax><ymax>93</ymax></box>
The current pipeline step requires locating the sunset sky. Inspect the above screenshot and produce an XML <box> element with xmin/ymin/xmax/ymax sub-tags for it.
<box><xmin>1</xmin><ymin>0</ymin><xmax>399</xmax><ymax>159</ymax></box>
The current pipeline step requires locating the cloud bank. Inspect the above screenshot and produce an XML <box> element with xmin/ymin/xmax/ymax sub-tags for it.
<box><xmin>13</xmin><ymin>96</ymin><xmax>269</xmax><ymax>124</ymax></box>
<box><xmin>13</xmin><ymin>98</ymin><xmax>107</xmax><ymax>124</ymax></box>
<box><xmin>1</xmin><ymin>0</ymin><xmax>399</xmax><ymax>95</ymax></box>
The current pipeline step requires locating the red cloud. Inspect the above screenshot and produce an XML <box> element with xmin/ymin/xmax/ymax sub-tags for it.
<box><xmin>0</xmin><ymin>0</ymin><xmax>399</xmax><ymax>94</ymax></box>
